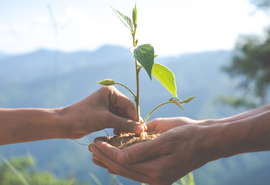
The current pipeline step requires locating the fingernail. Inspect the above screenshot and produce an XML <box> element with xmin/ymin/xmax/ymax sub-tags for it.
<box><xmin>133</xmin><ymin>125</ymin><xmax>143</xmax><ymax>134</ymax></box>
<box><xmin>117</xmin><ymin>151</ymin><xmax>130</xmax><ymax>164</ymax></box>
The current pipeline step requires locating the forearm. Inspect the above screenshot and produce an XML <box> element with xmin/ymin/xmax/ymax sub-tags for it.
<box><xmin>199</xmin><ymin>104</ymin><xmax>270</xmax><ymax>126</ymax></box>
<box><xmin>0</xmin><ymin>108</ymin><xmax>68</xmax><ymax>145</ymax></box>
<box><xmin>205</xmin><ymin>109</ymin><xmax>270</xmax><ymax>160</ymax></box>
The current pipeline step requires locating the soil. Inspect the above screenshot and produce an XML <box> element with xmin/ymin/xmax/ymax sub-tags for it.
<box><xmin>106</xmin><ymin>131</ymin><xmax>163</xmax><ymax>149</ymax></box>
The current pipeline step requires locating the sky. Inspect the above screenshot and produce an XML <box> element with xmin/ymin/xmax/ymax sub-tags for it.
<box><xmin>0</xmin><ymin>0</ymin><xmax>269</xmax><ymax>56</ymax></box>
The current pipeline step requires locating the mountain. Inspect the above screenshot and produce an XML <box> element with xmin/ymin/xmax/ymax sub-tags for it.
<box><xmin>0</xmin><ymin>45</ymin><xmax>131</xmax><ymax>85</ymax></box>
<box><xmin>0</xmin><ymin>52</ymin><xmax>10</xmax><ymax>60</ymax></box>
<box><xmin>0</xmin><ymin>46</ymin><xmax>269</xmax><ymax>185</ymax></box>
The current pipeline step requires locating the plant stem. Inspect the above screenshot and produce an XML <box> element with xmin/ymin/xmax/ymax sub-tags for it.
<box><xmin>135</xmin><ymin>63</ymin><xmax>140</xmax><ymax>123</ymax></box>
<box><xmin>115</xmin><ymin>82</ymin><xmax>136</xmax><ymax>98</ymax></box>
<box><xmin>132</xmin><ymin>26</ymin><xmax>141</xmax><ymax>123</ymax></box>
<box><xmin>142</xmin><ymin>101</ymin><xmax>172</xmax><ymax>124</ymax></box>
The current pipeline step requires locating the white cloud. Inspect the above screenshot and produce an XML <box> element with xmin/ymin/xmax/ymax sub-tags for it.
<box><xmin>65</xmin><ymin>5</ymin><xmax>96</xmax><ymax>28</ymax></box>
<box><xmin>33</xmin><ymin>15</ymin><xmax>51</xmax><ymax>25</ymax></box>
<box><xmin>11</xmin><ymin>22</ymin><xmax>31</xmax><ymax>34</ymax></box>
<box><xmin>0</xmin><ymin>23</ymin><xmax>9</xmax><ymax>33</ymax></box>
<box><xmin>0</xmin><ymin>35</ymin><xmax>15</xmax><ymax>44</ymax></box>
<box><xmin>55</xmin><ymin>15</ymin><xmax>70</xmax><ymax>26</ymax></box>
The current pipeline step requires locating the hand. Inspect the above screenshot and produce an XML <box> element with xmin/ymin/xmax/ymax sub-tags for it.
<box><xmin>89</xmin><ymin>118</ymin><xmax>216</xmax><ymax>185</ymax></box>
<box><xmin>63</xmin><ymin>86</ymin><xmax>144</xmax><ymax>139</ymax></box>
<box><xmin>145</xmin><ymin>117</ymin><xmax>197</xmax><ymax>131</ymax></box>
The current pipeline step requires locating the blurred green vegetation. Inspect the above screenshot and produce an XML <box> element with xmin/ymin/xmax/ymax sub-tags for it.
<box><xmin>219</xmin><ymin>0</ymin><xmax>270</xmax><ymax>108</ymax></box>
<box><xmin>0</xmin><ymin>155</ymin><xmax>87</xmax><ymax>185</ymax></box>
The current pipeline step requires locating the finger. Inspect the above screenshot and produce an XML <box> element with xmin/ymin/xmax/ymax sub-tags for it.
<box><xmin>95</xmin><ymin>140</ymin><xmax>121</xmax><ymax>162</ymax></box>
<box><xmin>89</xmin><ymin>144</ymin><xmax>94</xmax><ymax>152</ymax></box>
<box><xmin>145</xmin><ymin>119</ymin><xmax>159</xmax><ymax>131</ymax></box>
<box><xmin>146</xmin><ymin>118</ymin><xmax>179</xmax><ymax>132</ymax></box>
<box><xmin>94</xmin><ymin>136</ymin><xmax>108</xmax><ymax>143</ymax></box>
<box><xmin>92</xmin><ymin>156</ymin><xmax>108</xmax><ymax>169</ymax></box>
<box><xmin>91</xmin><ymin>141</ymin><xmax>150</xmax><ymax>183</ymax></box>
<box><xmin>95</xmin><ymin>140</ymin><xmax>172</xmax><ymax>175</ymax></box>
<box><xmin>116</xmin><ymin>135</ymin><xmax>172</xmax><ymax>164</ymax></box>
<box><xmin>113</xmin><ymin>129</ymin><xmax>121</xmax><ymax>135</ymax></box>
<box><xmin>143</xmin><ymin>123</ymin><xmax>147</xmax><ymax>130</ymax></box>
<box><xmin>108</xmin><ymin>169</ymin><xmax>117</xmax><ymax>175</ymax></box>
<box><xmin>106</xmin><ymin>113</ymin><xmax>143</xmax><ymax>134</ymax></box>
<box><xmin>115</xmin><ymin>91</ymin><xmax>137</xmax><ymax>121</ymax></box>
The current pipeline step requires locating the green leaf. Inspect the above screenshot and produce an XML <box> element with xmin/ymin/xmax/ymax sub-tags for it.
<box><xmin>67</xmin><ymin>178</ymin><xmax>76</xmax><ymax>185</ymax></box>
<box><xmin>89</xmin><ymin>173</ymin><xmax>102</xmax><ymax>185</ymax></box>
<box><xmin>169</xmin><ymin>97</ymin><xmax>185</xmax><ymax>111</ymax></box>
<box><xmin>188</xmin><ymin>172</ymin><xmax>195</xmax><ymax>185</ymax></box>
<box><xmin>179</xmin><ymin>175</ymin><xmax>188</xmax><ymax>185</ymax></box>
<box><xmin>3</xmin><ymin>158</ymin><xmax>30</xmax><ymax>185</ymax></box>
<box><xmin>98</xmin><ymin>79</ymin><xmax>116</xmax><ymax>86</ymax></box>
<box><xmin>169</xmin><ymin>96</ymin><xmax>196</xmax><ymax>111</ymax></box>
<box><xmin>110</xmin><ymin>6</ymin><xmax>134</xmax><ymax>31</ymax></box>
<box><xmin>169</xmin><ymin>96</ymin><xmax>196</xmax><ymax>105</ymax></box>
<box><xmin>180</xmin><ymin>96</ymin><xmax>196</xmax><ymax>104</ymax></box>
<box><xmin>110</xmin><ymin>174</ymin><xmax>116</xmax><ymax>185</ymax></box>
<box><xmin>132</xmin><ymin>3</ymin><xmax>137</xmax><ymax>26</ymax></box>
<box><xmin>152</xmin><ymin>63</ymin><xmax>177</xmax><ymax>97</ymax></box>
<box><xmin>130</xmin><ymin>44</ymin><xmax>155</xmax><ymax>79</ymax></box>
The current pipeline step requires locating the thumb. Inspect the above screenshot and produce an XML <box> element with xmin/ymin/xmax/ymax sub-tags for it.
<box><xmin>117</xmin><ymin>136</ymin><xmax>167</xmax><ymax>164</ymax></box>
<box><xmin>106</xmin><ymin>113</ymin><xmax>144</xmax><ymax>134</ymax></box>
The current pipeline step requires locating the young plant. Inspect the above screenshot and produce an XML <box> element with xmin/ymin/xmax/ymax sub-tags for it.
<box><xmin>98</xmin><ymin>4</ymin><xmax>195</xmax><ymax>127</ymax></box>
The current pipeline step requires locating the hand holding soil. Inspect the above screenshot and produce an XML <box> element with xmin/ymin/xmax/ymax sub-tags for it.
<box><xmin>90</xmin><ymin>105</ymin><xmax>270</xmax><ymax>185</ymax></box>
<box><xmin>89</xmin><ymin>117</ymin><xmax>213</xmax><ymax>185</ymax></box>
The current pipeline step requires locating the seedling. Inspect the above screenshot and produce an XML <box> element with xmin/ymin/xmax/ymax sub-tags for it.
<box><xmin>98</xmin><ymin>4</ymin><xmax>195</xmax><ymax>127</ymax></box>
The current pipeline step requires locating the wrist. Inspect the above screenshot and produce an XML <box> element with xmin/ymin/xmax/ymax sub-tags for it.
<box><xmin>190</xmin><ymin>124</ymin><xmax>224</xmax><ymax>162</ymax></box>
<box><xmin>53</xmin><ymin>107</ymin><xmax>72</xmax><ymax>139</ymax></box>
<box><xmin>203</xmin><ymin>121</ymin><xmax>246</xmax><ymax>161</ymax></box>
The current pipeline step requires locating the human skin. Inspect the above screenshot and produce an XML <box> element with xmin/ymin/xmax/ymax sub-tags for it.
<box><xmin>89</xmin><ymin>105</ymin><xmax>270</xmax><ymax>185</ymax></box>
<box><xmin>0</xmin><ymin>86</ymin><xmax>144</xmax><ymax>145</ymax></box>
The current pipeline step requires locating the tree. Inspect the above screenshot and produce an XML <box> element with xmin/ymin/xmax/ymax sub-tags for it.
<box><xmin>219</xmin><ymin>1</ymin><xmax>270</xmax><ymax>109</ymax></box>
<box><xmin>251</xmin><ymin>0</ymin><xmax>270</xmax><ymax>15</ymax></box>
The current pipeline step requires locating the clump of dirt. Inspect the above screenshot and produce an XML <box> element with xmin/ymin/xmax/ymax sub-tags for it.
<box><xmin>107</xmin><ymin>131</ymin><xmax>162</xmax><ymax>149</ymax></box>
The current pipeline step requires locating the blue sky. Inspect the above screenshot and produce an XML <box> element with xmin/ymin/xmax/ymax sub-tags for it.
<box><xmin>0</xmin><ymin>0</ymin><xmax>269</xmax><ymax>56</ymax></box>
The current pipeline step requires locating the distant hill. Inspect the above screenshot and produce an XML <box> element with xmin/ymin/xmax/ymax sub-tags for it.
<box><xmin>0</xmin><ymin>52</ymin><xmax>10</xmax><ymax>60</ymax></box>
<box><xmin>0</xmin><ymin>46</ymin><xmax>269</xmax><ymax>185</ymax></box>
<box><xmin>0</xmin><ymin>45</ymin><xmax>131</xmax><ymax>85</ymax></box>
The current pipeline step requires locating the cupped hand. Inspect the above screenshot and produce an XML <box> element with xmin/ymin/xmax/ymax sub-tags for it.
<box><xmin>63</xmin><ymin>86</ymin><xmax>144</xmax><ymax>139</ymax></box>
<box><xmin>89</xmin><ymin>118</ymin><xmax>216</xmax><ymax>185</ymax></box>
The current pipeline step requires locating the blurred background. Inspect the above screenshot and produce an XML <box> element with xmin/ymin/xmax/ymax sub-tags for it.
<box><xmin>1</xmin><ymin>0</ymin><xmax>270</xmax><ymax>184</ymax></box>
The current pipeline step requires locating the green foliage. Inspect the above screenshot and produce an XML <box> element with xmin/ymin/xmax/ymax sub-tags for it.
<box><xmin>169</xmin><ymin>96</ymin><xmax>197</xmax><ymax>105</ymax></box>
<box><xmin>251</xmin><ymin>0</ymin><xmax>270</xmax><ymax>14</ymax></box>
<box><xmin>169</xmin><ymin>97</ymin><xmax>185</xmax><ymax>111</ymax></box>
<box><xmin>97</xmin><ymin>79</ymin><xmax>116</xmax><ymax>86</ymax></box>
<box><xmin>221</xmin><ymin>28</ymin><xmax>270</xmax><ymax>108</ymax></box>
<box><xmin>0</xmin><ymin>156</ymin><xmax>86</xmax><ymax>185</ymax></box>
<box><xmin>109</xmin><ymin>174</ymin><xmax>116</xmax><ymax>185</ymax></box>
<box><xmin>152</xmin><ymin>63</ymin><xmax>177</xmax><ymax>97</ymax></box>
<box><xmin>130</xmin><ymin>44</ymin><xmax>155</xmax><ymax>80</ymax></box>
<box><xmin>172</xmin><ymin>172</ymin><xmax>196</xmax><ymax>185</ymax></box>
<box><xmin>216</xmin><ymin>96</ymin><xmax>258</xmax><ymax>109</ymax></box>
<box><xmin>132</xmin><ymin>3</ymin><xmax>137</xmax><ymax>27</ymax></box>
<box><xmin>99</xmin><ymin>4</ymin><xmax>195</xmax><ymax>123</ymax></box>
<box><xmin>110</xmin><ymin>6</ymin><xmax>134</xmax><ymax>32</ymax></box>
<box><xmin>89</xmin><ymin>173</ymin><xmax>101</xmax><ymax>185</ymax></box>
